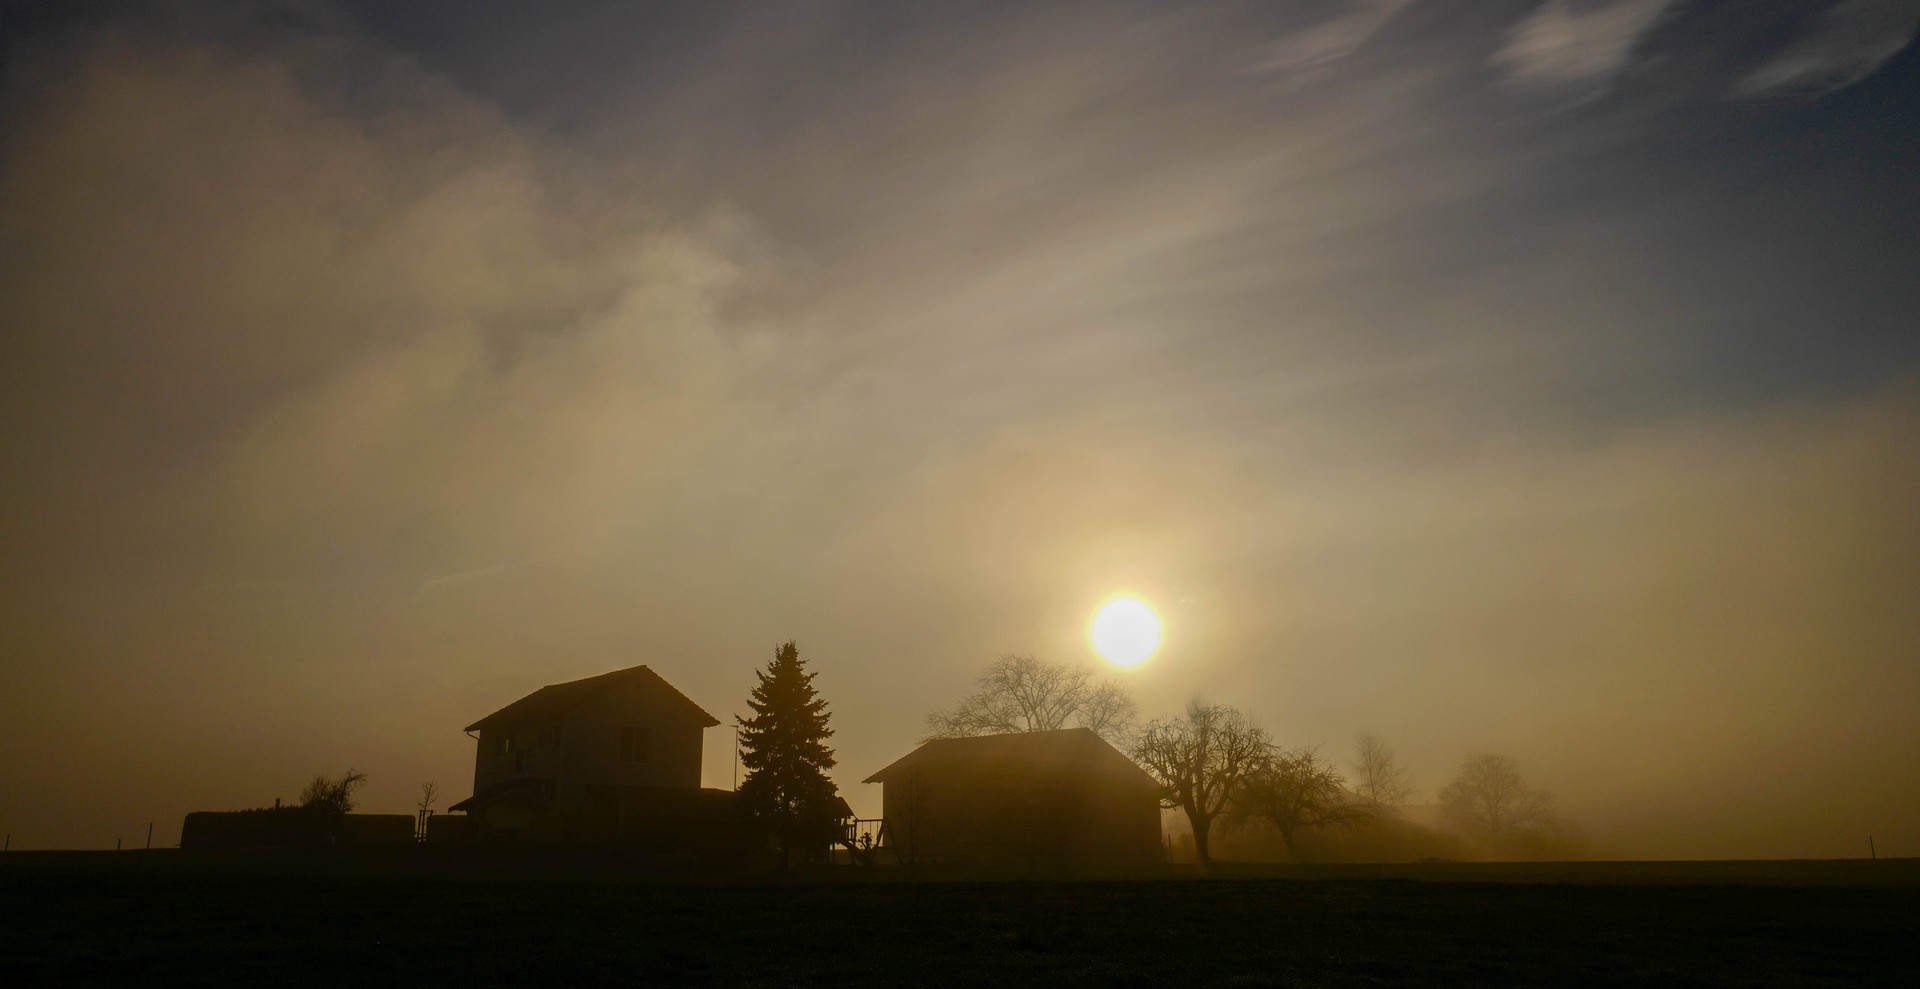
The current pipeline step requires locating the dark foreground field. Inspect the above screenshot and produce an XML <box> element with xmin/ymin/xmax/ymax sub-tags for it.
<box><xmin>5</xmin><ymin>853</ymin><xmax>1916</xmax><ymax>987</ymax></box>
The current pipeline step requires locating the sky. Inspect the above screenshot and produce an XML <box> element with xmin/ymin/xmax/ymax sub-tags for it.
<box><xmin>2</xmin><ymin>0</ymin><xmax>1917</xmax><ymax>858</ymax></box>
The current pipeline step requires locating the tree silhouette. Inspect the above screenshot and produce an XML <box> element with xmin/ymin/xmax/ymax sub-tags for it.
<box><xmin>298</xmin><ymin>769</ymin><xmax>367</xmax><ymax>816</ymax></box>
<box><xmin>1353</xmin><ymin>732</ymin><xmax>1416</xmax><ymax>811</ymax></box>
<box><xmin>1233</xmin><ymin>746</ymin><xmax>1372</xmax><ymax>860</ymax></box>
<box><xmin>1438</xmin><ymin>752</ymin><xmax>1554</xmax><ymax>846</ymax></box>
<box><xmin>1132</xmin><ymin>700</ymin><xmax>1267</xmax><ymax>869</ymax></box>
<box><xmin>924</xmin><ymin>653</ymin><xmax>1137</xmax><ymax>745</ymax></box>
<box><xmin>736</xmin><ymin>641</ymin><xmax>841</xmax><ymax>868</ymax></box>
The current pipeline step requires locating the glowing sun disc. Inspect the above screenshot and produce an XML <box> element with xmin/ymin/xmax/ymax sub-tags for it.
<box><xmin>1089</xmin><ymin>596</ymin><xmax>1162</xmax><ymax>668</ymax></box>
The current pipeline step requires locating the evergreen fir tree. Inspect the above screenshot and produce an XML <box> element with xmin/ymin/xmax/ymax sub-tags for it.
<box><xmin>736</xmin><ymin>641</ymin><xmax>840</xmax><ymax>867</ymax></box>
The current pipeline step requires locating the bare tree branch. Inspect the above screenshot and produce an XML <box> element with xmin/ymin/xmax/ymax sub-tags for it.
<box><xmin>1078</xmin><ymin>679</ymin><xmax>1139</xmax><ymax>743</ymax></box>
<box><xmin>298</xmin><ymin>769</ymin><xmax>367</xmax><ymax>816</ymax></box>
<box><xmin>1233</xmin><ymin>746</ymin><xmax>1373</xmax><ymax>860</ymax></box>
<box><xmin>1352</xmin><ymin>732</ymin><xmax>1416</xmax><ymax>810</ymax></box>
<box><xmin>923</xmin><ymin>654</ymin><xmax>1137</xmax><ymax>745</ymax></box>
<box><xmin>1132</xmin><ymin>700</ymin><xmax>1268</xmax><ymax>868</ymax></box>
<box><xmin>1438</xmin><ymin>752</ymin><xmax>1554</xmax><ymax>846</ymax></box>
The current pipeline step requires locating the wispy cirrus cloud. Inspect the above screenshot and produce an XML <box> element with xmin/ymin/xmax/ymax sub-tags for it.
<box><xmin>1249</xmin><ymin>0</ymin><xmax>1414</xmax><ymax>80</ymax></box>
<box><xmin>1737</xmin><ymin>0</ymin><xmax>1919</xmax><ymax>98</ymax></box>
<box><xmin>1492</xmin><ymin>0</ymin><xmax>1675</xmax><ymax>92</ymax></box>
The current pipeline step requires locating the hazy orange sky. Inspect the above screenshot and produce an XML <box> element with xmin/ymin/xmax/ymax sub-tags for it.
<box><xmin>3</xmin><ymin>1</ymin><xmax>1917</xmax><ymax>857</ymax></box>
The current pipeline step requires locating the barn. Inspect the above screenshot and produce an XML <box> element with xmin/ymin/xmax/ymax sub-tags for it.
<box><xmin>862</xmin><ymin>727</ymin><xmax>1163</xmax><ymax>867</ymax></box>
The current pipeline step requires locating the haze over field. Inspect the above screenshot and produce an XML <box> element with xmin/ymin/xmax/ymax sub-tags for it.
<box><xmin>3</xmin><ymin>0</ymin><xmax>1917</xmax><ymax>859</ymax></box>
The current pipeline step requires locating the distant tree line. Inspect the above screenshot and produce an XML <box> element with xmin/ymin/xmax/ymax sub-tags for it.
<box><xmin>922</xmin><ymin>654</ymin><xmax>1578</xmax><ymax>868</ymax></box>
<box><xmin>718</xmin><ymin>647</ymin><xmax>1579</xmax><ymax>870</ymax></box>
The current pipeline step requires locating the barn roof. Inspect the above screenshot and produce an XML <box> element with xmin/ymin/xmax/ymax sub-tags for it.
<box><xmin>862</xmin><ymin>727</ymin><xmax>1154</xmax><ymax>788</ymax></box>
<box><xmin>463</xmin><ymin>665</ymin><xmax>720</xmax><ymax>732</ymax></box>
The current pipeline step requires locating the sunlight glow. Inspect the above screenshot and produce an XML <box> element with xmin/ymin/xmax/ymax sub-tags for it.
<box><xmin>1089</xmin><ymin>595</ymin><xmax>1162</xmax><ymax>669</ymax></box>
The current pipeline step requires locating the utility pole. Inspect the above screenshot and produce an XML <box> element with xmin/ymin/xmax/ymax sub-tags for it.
<box><xmin>1870</xmin><ymin>835</ymin><xmax>1877</xmax><ymax>860</ymax></box>
<box><xmin>145</xmin><ymin>823</ymin><xmax>153</xmax><ymax>850</ymax></box>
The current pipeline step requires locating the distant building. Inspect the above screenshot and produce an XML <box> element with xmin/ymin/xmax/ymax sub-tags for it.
<box><xmin>449</xmin><ymin>665</ymin><xmax>734</xmax><ymax>842</ymax></box>
<box><xmin>862</xmin><ymin>728</ymin><xmax>1163</xmax><ymax>867</ymax></box>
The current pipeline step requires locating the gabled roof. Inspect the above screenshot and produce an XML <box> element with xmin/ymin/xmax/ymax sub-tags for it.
<box><xmin>463</xmin><ymin>665</ymin><xmax>720</xmax><ymax>732</ymax></box>
<box><xmin>862</xmin><ymin>727</ymin><xmax>1154</xmax><ymax>789</ymax></box>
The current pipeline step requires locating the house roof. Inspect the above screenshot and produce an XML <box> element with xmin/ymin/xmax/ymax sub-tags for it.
<box><xmin>862</xmin><ymin>727</ymin><xmax>1155</xmax><ymax>789</ymax></box>
<box><xmin>463</xmin><ymin>665</ymin><xmax>720</xmax><ymax>732</ymax></box>
<box><xmin>447</xmin><ymin>776</ymin><xmax>545</xmax><ymax>813</ymax></box>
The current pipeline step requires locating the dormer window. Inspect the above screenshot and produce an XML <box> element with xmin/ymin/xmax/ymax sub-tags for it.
<box><xmin>620</xmin><ymin>726</ymin><xmax>649</xmax><ymax>764</ymax></box>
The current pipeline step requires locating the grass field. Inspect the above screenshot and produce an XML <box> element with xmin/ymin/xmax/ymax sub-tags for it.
<box><xmin>5</xmin><ymin>852</ymin><xmax>1916</xmax><ymax>986</ymax></box>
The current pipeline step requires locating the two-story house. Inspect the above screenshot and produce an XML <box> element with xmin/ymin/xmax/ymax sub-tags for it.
<box><xmin>449</xmin><ymin>665</ymin><xmax>732</xmax><ymax>840</ymax></box>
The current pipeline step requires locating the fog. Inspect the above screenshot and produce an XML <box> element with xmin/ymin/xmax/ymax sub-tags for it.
<box><xmin>2</xmin><ymin>1</ymin><xmax>1916</xmax><ymax>859</ymax></box>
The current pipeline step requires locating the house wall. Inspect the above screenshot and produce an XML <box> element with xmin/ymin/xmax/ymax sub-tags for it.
<box><xmin>881</xmin><ymin>759</ymin><xmax>1161</xmax><ymax>867</ymax></box>
<box><xmin>469</xmin><ymin>676</ymin><xmax>709</xmax><ymax>837</ymax></box>
<box><xmin>557</xmin><ymin>681</ymin><xmax>706</xmax><ymax>792</ymax></box>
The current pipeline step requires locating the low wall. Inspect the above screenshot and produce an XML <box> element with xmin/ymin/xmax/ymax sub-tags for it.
<box><xmin>180</xmin><ymin>809</ymin><xmax>416</xmax><ymax>849</ymax></box>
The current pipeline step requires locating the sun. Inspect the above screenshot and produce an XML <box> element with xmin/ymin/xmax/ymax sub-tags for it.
<box><xmin>1089</xmin><ymin>595</ymin><xmax>1162</xmax><ymax>669</ymax></box>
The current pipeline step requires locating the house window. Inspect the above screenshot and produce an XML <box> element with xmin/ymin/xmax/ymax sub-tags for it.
<box><xmin>538</xmin><ymin>726</ymin><xmax>560</xmax><ymax>749</ymax></box>
<box><xmin>496</xmin><ymin>733</ymin><xmax>513</xmax><ymax>756</ymax></box>
<box><xmin>514</xmin><ymin>747</ymin><xmax>531</xmax><ymax>772</ymax></box>
<box><xmin>619</xmin><ymin>726</ymin><xmax>649</xmax><ymax>764</ymax></box>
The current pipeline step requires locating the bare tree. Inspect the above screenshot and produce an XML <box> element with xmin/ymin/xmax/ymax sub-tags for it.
<box><xmin>924</xmin><ymin>654</ymin><xmax>1137</xmax><ymax>746</ymax></box>
<box><xmin>1233</xmin><ymin>746</ymin><xmax>1373</xmax><ymax>860</ymax></box>
<box><xmin>1352</xmin><ymin>732</ymin><xmax>1416</xmax><ymax>810</ymax></box>
<box><xmin>1438</xmin><ymin>752</ymin><xmax>1554</xmax><ymax>844</ymax></box>
<box><xmin>298</xmin><ymin>769</ymin><xmax>367</xmax><ymax>816</ymax></box>
<box><xmin>1132</xmin><ymin>700</ymin><xmax>1268</xmax><ymax>869</ymax></box>
<box><xmin>414</xmin><ymin>781</ymin><xmax>439</xmax><ymax>843</ymax></box>
<box><xmin>1076</xmin><ymin>678</ymin><xmax>1138</xmax><ymax>744</ymax></box>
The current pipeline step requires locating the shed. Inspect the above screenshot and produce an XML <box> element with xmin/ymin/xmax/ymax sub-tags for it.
<box><xmin>863</xmin><ymin>728</ymin><xmax>1162</xmax><ymax>867</ymax></box>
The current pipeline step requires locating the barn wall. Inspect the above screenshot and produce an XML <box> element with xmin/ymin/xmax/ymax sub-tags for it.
<box><xmin>882</xmin><ymin>763</ymin><xmax>1161</xmax><ymax>867</ymax></box>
